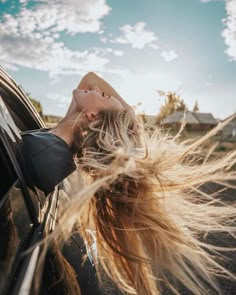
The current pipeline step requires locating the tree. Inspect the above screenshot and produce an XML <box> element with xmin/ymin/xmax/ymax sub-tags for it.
<box><xmin>156</xmin><ymin>91</ymin><xmax>188</xmax><ymax>124</ymax></box>
<box><xmin>176</xmin><ymin>99</ymin><xmax>186</xmax><ymax>111</ymax></box>
<box><xmin>192</xmin><ymin>100</ymin><xmax>199</xmax><ymax>112</ymax></box>
<box><xmin>139</xmin><ymin>112</ymin><xmax>147</xmax><ymax>124</ymax></box>
<box><xmin>19</xmin><ymin>85</ymin><xmax>43</xmax><ymax>116</ymax></box>
<box><xmin>27</xmin><ymin>93</ymin><xmax>43</xmax><ymax>117</ymax></box>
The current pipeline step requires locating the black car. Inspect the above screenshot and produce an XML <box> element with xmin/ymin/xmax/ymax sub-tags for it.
<box><xmin>0</xmin><ymin>67</ymin><xmax>62</xmax><ymax>295</ymax></box>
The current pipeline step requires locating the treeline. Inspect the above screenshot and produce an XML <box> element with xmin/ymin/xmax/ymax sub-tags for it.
<box><xmin>140</xmin><ymin>91</ymin><xmax>200</xmax><ymax>125</ymax></box>
<box><xmin>28</xmin><ymin>95</ymin><xmax>62</xmax><ymax>124</ymax></box>
<box><xmin>155</xmin><ymin>91</ymin><xmax>199</xmax><ymax>124</ymax></box>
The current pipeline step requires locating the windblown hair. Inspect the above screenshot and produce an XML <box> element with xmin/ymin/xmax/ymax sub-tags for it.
<box><xmin>56</xmin><ymin>110</ymin><xmax>236</xmax><ymax>295</ymax></box>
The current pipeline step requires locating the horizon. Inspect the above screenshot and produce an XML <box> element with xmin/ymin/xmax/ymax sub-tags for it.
<box><xmin>0</xmin><ymin>0</ymin><xmax>236</xmax><ymax>120</ymax></box>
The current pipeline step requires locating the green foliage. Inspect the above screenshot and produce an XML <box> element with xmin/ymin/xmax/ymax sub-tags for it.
<box><xmin>156</xmin><ymin>91</ymin><xmax>188</xmax><ymax>124</ymax></box>
<box><xmin>30</xmin><ymin>98</ymin><xmax>43</xmax><ymax>114</ymax></box>
<box><xmin>215</xmin><ymin>144</ymin><xmax>227</xmax><ymax>152</ymax></box>
<box><xmin>43</xmin><ymin>115</ymin><xmax>62</xmax><ymax>123</ymax></box>
<box><xmin>25</xmin><ymin>91</ymin><xmax>62</xmax><ymax>124</ymax></box>
<box><xmin>26</xmin><ymin>92</ymin><xmax>43</xmax><ymax>116</ymax></box>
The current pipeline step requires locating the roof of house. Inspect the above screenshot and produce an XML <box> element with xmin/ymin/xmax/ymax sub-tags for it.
<box><xmin>193</xmin><ymin>112</ymin><xmax>217</xmax><ymax>125</ymax></box>
<box><xmin>162</xmin><ymin>111</ymin><xmax>217</xmax><ymax>125</ymax></box>
<box><xmin>162</xmin><ymin>111</ymin><xmax>199</xmax><ymax>124</ymax></box>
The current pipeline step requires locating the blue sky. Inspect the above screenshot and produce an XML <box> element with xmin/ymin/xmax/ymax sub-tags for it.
<box><xmin>0</xmin><ymin>0</ymin><xmax>235</xmax><ymax>119</ymax></box>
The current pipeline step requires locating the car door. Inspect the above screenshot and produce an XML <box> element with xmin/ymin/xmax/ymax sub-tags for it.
<box><xmin>0</xmin><ymin>67</ymin><xmax>59</xmax><ymax>295</ymax></box>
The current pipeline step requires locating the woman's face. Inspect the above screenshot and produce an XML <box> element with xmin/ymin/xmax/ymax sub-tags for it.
<box><xmin>73</xmin><ymin>86</ymin><xmax>124</xmax><ymax>113</ymax></box>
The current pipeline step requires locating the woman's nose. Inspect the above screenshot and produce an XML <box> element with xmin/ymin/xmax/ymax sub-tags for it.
<box><xmin>92</xmin><ymin>86</ymin><xmax>101</xmax><ymax>93</ymax></box>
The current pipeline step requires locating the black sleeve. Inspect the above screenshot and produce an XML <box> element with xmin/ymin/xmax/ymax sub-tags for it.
<box><xmin>17</xmin><ymin>129</ymin><xmax>76</xmax><ymax>195</ymax></box>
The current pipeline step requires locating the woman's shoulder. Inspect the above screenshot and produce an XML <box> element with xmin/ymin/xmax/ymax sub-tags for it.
<box><xmin>21</xmin><ymin>128</ymin><xmax>72</xmax><ymax>156</ymax></box>
<box><xmin>17</xmin><ymin>128</ymin><xmax>76</xmax><ymax>194</ymax></box>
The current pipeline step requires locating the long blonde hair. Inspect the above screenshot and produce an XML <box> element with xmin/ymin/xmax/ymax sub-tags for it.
<box><xmin>56</xmin><ymin>110</ymin><xmax>236</xmax><ymax>295</ymax></box>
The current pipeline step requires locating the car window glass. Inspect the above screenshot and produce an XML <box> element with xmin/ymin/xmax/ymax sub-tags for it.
<box><xmin>0</xmin><ymin>94</ymin><xmax>20</xmax><ymax>141</ymax></box>
<box><xmin>0</xmin><ymin>86</ymin><xmax>38</xmax><ymax>132</ymax></box>
<box><xmin>0</xmin><ymin>139</ymin><xmax>17</xmax><ymax>199</ymax></box>
<box><xmin>0</xmin><ymin>139</ymin><xmax>33</xmax><ymax>293</ymax></box>
<box><xmin>0</xmin><ymin>87</ymin><xmax>47</xmax><ymax>208</ymax></box>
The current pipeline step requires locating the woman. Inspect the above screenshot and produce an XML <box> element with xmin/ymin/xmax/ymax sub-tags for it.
<box><xmin>17</xmin><ymin>72</ymin><xmax>130</xmax><ymax>195</ymax></box>
<box><xmin>19</xmin><ymin>73</ymin><xmax>236</xmax><ymax>295</ymax></box>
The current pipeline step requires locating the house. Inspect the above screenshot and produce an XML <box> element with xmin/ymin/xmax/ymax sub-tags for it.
<box><xmin>222</xmin><ymin>115</ymin><xmax>236</xmax><ymax>138</ymax></box>
<box><xmin>194</xmin><ymin>112</ymin><xmax>218</xmax><ymax>131</ymax></box>
<box><xmin>161</xmin><ymin>111</ymin><xmax>217</xmax><ymax>131</ymax></box>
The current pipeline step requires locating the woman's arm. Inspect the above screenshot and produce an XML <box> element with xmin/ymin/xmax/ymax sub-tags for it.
<box><xmin>77</xmin><ymin>72</ymin><xmax>131</xmax><ymax>110</ymax></box>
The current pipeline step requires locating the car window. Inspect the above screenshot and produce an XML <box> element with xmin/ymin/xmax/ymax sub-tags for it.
<box><xmin>0</xmin><ymin>138</ymin><xmax>33</xmax><ymax>293</ymax></box>
<box><xmin>0</xmin><ymin>92</ymin><xmax>47</xmax><ymax>209</ymax></box>
<box><xmin>0</xmin><ymin>87</ymin><xmax>29</xmax><ymax>131</ymax></box>
<box><xmin>0</xmin><ymin>71</ymin><xmax>61</xmax><ymax>294</ymax></box>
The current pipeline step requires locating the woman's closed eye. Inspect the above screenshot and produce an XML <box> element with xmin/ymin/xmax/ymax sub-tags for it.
<box><xmin>102</xmin><ymin>92</ymin><xmax>111</xmax><ymax>99</ymax></box>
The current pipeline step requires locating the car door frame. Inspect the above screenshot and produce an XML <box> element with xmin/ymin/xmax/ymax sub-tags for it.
<box><xmin>0</xmin><ymin>67</ymin><xmax>59</xmax><ymax>295</ymax></box>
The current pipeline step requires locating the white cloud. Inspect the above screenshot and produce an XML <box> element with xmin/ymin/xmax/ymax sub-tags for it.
<box><xmin>0</xmin><ymin>33</ymin><xmax>110</xmax><ymax>77</ymax></box>
<box><xmin>201</xmin><ymin>0</ymin><xmax>236</xmax><ymax>61</ymax></box>
<box><xmin>113</xmin><ymin>50</ymin><xmax>124</xmax><ymax>56</ymax></box>
<box><xmin>161</xmin><ymin>50</ymin><xmax>178</xmax><ymax>62</ymax></box>
<box><xmin>111</xmin><ymin>22</ymin><xmax>158</xmax><ymax>49</ymax></box>
<box><xmin>105</xmin><ymin>48</ymin><xmax>124</xmax><ymax>56</ymax></box>
<box><xmin>4</xmin><ymin>0</ymin><xmax>111</xmax><ymax>36</ymax></box>
<box><xmin>0</xmin><ymin>0</ymin><xmax>112</xmax><ymax>77</ymax></box>
<box><xmin>0</xmin><ymin>61</ymin><xmax>18</xmax><ymax>71</ymax></box>
<box><xmin>92</xmin><ymin>47</ymin><xmax>124</xmax><ymax>58</ymax></box>
<box><xmin>100</xmin><ymin>37</ymin><xmax>108</xmax><ymax>43</ymax></box>
<box><xmin>149</xmin><ymin>44</ymin><xmax>159</xmax><ymax>50</ymax></box>
<box><xmin>200</xmin><ymin>0</ymin><xmax>224</xmax><ymax>3</ymax></box>
<box><xmin>222</xmin><ymin>0</ymin><xmax>236</xmax><ymax>61</ymax></box>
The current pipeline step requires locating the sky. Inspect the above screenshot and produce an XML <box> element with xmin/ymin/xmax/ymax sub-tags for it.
<box><xmin>0</xmin><ymin>0</ymin><xmax>236</xmax><ymax>119</ymax></box>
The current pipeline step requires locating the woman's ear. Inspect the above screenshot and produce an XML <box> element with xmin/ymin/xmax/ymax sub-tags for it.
<box><xmin>86</xmin><ymin>111</ymin><xmax>99</xmax><ymax>122</ymax></box>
